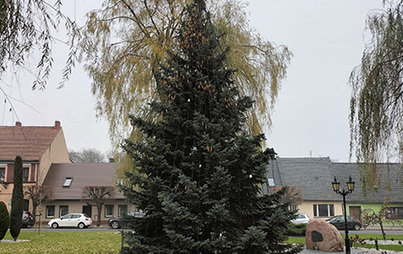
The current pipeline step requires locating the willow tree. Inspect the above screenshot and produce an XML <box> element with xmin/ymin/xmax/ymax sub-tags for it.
<box><xmin>81</xmin><ymin>0</ymin><xmax>292</xmax><ymax>143</ymax></box>
<box><xmin>349</xmin><ymin>0</ymin><xmax>403</xmax><ymax>192</ymax></box>
<box><xmin>0</xmin><ymin>0</ymin><xmax>80</xmax><ymax>89</ymax></box>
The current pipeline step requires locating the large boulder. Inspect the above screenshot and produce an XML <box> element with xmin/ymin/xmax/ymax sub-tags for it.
<box><xmin>305</xmin><ymin>218</ymin><xmax>344</xmax><ymax>252</ymax></box>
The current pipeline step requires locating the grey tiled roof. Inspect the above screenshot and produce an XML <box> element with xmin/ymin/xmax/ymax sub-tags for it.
<box><xmin>333</xmin><ymin>162</ymin><xmax>402</xmax><ymax>203</ymax></box>
<box><xmin>265</xmin><ymin>157</ymin><xmax>402</xmax><ymax>204</ymax></box>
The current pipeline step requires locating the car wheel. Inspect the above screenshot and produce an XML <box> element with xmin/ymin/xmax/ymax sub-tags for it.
<box><xmin>111</xmin><ymin>221</ymin><xmax>119</xmax><ymax>229</ymax></box>
<box><xmin>354</xmin><ymin>224</ymin><xmax>361</xmax><ymax>231</ymax></box>
<box><xmin>51</xmin><ymin>223</ymin><xmax>58</xmax><ymax>229</ymax></box>
<box><xmin>78</xmin><ymin>222</ymin><xmax>85</xmax><ymax>229</ymax></box>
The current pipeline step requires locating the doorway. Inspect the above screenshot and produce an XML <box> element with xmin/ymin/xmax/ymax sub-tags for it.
<box><xmin>82</xmin><ymin>205</ymin><xmax>92</xmax><ymax>217</ymax></box>
<box><xmin>349</xmin><ymin>206</ymin><xmax>361</xmax><ymax>220</ymax></box>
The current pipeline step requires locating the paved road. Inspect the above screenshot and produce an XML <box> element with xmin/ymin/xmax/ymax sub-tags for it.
<box><xmin>21</xmin><ymin>226</ymin><xmax>116</xmax><ymax>233</ymax></box>
<box><xmin>300</xmin><ymin>247</ymin><xmax>370</xmax><ymax>254</ymax></box>
<box><xmin>344</xmin><ymin>228</ymin><xmax>403</xmax><ymax>235</ymax></box>
<box><xmin>22</xmin><ymin>226</ymin><xmax>403</xmax><ymax>234</ymax></box>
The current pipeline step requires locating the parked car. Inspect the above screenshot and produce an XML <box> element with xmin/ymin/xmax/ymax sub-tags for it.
<box><xmin>8</xmin><ymin>210</ymin><xmax>35</xmax><ymax>228</ymax></box>
<box><xmin>22</xmin><ymin>211</ymin><xmax>35</xmax><ymax>227</ymax></box>
<box><xmin>291</xmin><ymin>213</ymin><xmax>310</xmax><ymax>224</ymax></box>
<box><xmin>108</xmin><ymin>212</ymin><xmax>145</xmax><ymax>229</ymax></box>
<box><xmin>48</xmin><ymin>213</ymin><xmax>92</xmax><ymax>229</ymax></box>
<box><xmin>326</xmin><ymin>215</ymin><xmax>362</xmax><ymax>231</ymax></box>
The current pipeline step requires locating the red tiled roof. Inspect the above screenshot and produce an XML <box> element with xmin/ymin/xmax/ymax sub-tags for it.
<box><xmin>42</xmin><ymin>163</ymin><xmax>125</xmax><ymax>200</ymax></box>
<box><xmin>0</xmin><ymin>122</ymin><xmax>61</xmax><ymax>161</ymax></box>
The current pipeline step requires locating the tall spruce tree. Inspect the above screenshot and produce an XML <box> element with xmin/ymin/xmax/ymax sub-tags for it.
<box><xmin>10</xmin><ymin>156</ymin><xmax>23</xmax><ymax>241</ymax></box>
<box><xmin>122</xmin><ymin>1</ymin><xmax>300</xmax><ymax>253</ymax></box>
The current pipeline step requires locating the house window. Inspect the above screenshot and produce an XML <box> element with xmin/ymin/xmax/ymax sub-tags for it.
<box><xmin>23</xmin><ymin>167</ymin><xmax>30</xmax><ymax>182</ymax></box>
<box><xmin>386</xmin><ymin>207</ymin><xmax>403</xmax><ymax>219</ymax></box>
<box><xmin>46</xmin><ymin>206</ymin><xmax>55</xmax><ymax>218</ymax></box>
<box><xmin>118</xmin><ymin>205</ymin><xmax>127</xmax><ymax>216</ymax></box>
<box><xmin>105</xmin><ymin>205</ymin><xmax>114</xmax><ymax>217</ymax></box>
<box><xmin>59</xmin><ymin>206</ymin><xmax>68</xmax><ymax>216</ymax></box>
<box><xmin>63</xmin><ymin>177</ymin><xmax>73</xmax><ymax>187</ymax></box>
<box><xmin>289</xmin><ymin>204</ymin><xmax>298</xmax><ymax>212</ymax></box>
<box><xmin>0</xmin><ymin>167</ymin><xmax>5</xmax><ymax>182</ymax></box>
<box><xmin>313</xmin><ymin>204</ymin><xmax>334</xmax><ymax>217</ymax></box>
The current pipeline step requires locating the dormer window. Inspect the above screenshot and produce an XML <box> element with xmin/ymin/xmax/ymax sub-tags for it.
<box><xmin>63</xmin><ymin>177</ymin><xmax>73</xmax><ymax>187</ymax></box>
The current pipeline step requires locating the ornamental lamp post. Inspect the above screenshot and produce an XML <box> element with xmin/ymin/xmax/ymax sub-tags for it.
<box><xmin>331</xmin><ymin>175</ymin><xmax>355</xmax><ymax>254</ymax></box>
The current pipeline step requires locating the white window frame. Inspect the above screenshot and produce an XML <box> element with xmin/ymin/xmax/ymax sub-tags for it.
<box><xmin>63</xmin><ymin>177</ymin><xmax>74</xmax><ymax>187</ymax></box>
<box><xmin>59</xmin><ymin>205</ymin><xmax>68</xmax><ymax>216</ymax></box>
<box><xmin>22</xmin><ymin>165</ymin><xmax>30</xmax><ymax>182</ymax></box>
<box><xmin>105</xmin><ymin>205</ymin><xmax>114</xmax><ymax>217</ymax></box>
<box><xmin>46</xmin><ymin>206</ymin><xmax>55</xmax><ymax>218</ymax></box>
<box><xmin>0</xmin><ymin>166</ymin><xmax>6</xmax><ymax>182</ymax></box>
<box><xmin>118</xmin><ymin>205</ymin><xmax>127</xmax><ymax>216</ymax></box>
<box><xmin>313</xmin><ymin>204</ymin><xmax>334</xmax><ymax>217</ymax></box>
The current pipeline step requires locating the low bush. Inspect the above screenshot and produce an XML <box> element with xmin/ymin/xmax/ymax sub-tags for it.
<box><xmin>286</xmin><ymin>223</ymin><xmax>306</xmax><ymax>236</ymax></box>
<box><xmin>0</xmin><ymin>201</ymin><xmax>9</xmax><ymax>240</ymax></box>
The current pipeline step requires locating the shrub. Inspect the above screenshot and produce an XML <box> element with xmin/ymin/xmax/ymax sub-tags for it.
<box><xmin>10</xmin><ymin>156</ymin><xmax>23</xmax><ymax>241</ymax></box>
<box><xmin>287</xmin><ymin>223</ymin><xmax>307</xmax><ymax>236</ymax></box>
<box><xmin>0</xmin><ymin>201</ymin><xmax>9</xmax><ymax>240</ymax></box>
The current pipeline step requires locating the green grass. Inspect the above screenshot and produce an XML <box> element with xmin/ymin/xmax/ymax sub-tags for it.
<box><xmin>350</xmin><ymin>233</ymin><xmax>403</xmax><ymax>251</ymax></box>
<box><xmin>0</xmin><ymin>231</ymin><xmax>121</xmax><ymax>254</ymax></box>
<box><xmin>1</xmin><ymin>231</ymin><xmax>402</xmax><ymax>253</ymax></box>
<box><xmin>287</xmin><ymin>234</ymin><xmax>403</xmax><ymax>252</ymax></box>
<box><xmin>350</xmin><ymin>233</ymin><xmax>403</xmax><ymax>241</ymax></box>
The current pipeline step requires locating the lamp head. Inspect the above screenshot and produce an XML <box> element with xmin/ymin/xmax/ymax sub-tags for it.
<box><xmin>347</xmin><ymin>175</ymin><xmax>355</xmax><ymax>192</ymax></box>
<box><xmin>331</xmin><ymin>176</ymin><xmax>340</xmax><ymax>192</ymax></box>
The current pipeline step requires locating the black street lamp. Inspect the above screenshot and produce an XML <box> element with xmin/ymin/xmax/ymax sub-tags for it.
<box><xmin>331</xmin><ymin>175</ymin><xmax>355</xmax><ymax>254</ymax></box>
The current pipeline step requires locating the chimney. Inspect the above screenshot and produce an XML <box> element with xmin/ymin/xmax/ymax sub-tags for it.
<box><xmin>109</xmin><ymin>158</ymin><xmax>115</xmax><ymax>163</ymax></box>
<box><xmin>54</xmin><ymin>121</ymin><xmax>61</xmax><ymax>128</ymax></box>
<box><xmin>15</xmin><ymin>122</ymin><xmax>22</xmax><ymax>127</ymax></box>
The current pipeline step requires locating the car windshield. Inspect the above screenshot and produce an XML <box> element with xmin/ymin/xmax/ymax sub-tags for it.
<box><xmin>328</xmin><ymin>216</ymin><xmax>343</xmax><ymax>221</ymax></box>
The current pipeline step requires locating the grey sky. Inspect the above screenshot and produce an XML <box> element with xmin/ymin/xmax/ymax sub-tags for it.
<box><xmin>0</xmin><ymin>0</ymin><xmax>383</xmax><ymax>161</ymax></box>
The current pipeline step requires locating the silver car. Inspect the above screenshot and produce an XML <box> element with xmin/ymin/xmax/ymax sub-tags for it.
<box><xmin>291</xmin><ymin>213</ymin><xmax>310</xmax><ymax>224</ymax></box>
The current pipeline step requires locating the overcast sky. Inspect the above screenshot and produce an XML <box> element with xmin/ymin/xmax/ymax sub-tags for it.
<box><xmin>0</xmin><ymin>0</ymin><xmax>383</xmax><ymax>161</ymax></box>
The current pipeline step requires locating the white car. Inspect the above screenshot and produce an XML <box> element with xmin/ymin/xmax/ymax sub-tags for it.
<box><xmin>291</xmin><ymin>213</ymin><xmax>310</xmax><ymax>224</ymax></box>
<box><xmin>48</xmin><ymin>213</ymin><xmax>92</xmax><ymax>229</ymax></box>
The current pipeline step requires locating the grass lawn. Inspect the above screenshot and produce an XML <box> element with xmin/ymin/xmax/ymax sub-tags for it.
<box><xmin>0</xmin><ymin>231</ymin><xmax>121</xmax><ymax>254</ymax></box>
<box><xmin>287</xmin><ymin>234</ymin><xmax>403</xmax><ymax>252</ymax></box>
<box><xmin>1</xmin><ymin>231</ymin><xmax>402</xmax><ymax>253</ymax></box>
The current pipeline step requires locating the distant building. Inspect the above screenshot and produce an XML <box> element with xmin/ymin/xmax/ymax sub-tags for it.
<box><xmin>0</xmin><ymin>121</ymin><xmax>70</xmax><ymax>211</ymax></box>
<box><xmin>39</xmin><ymin>163</ymin><xmax>127</xmax><ymax>224</ymax></box>
<box><xmin>0</xmin><ymin>121</ymin><xmax>131</xmax><ymax>226</ymax></box>
<box><xmin>264</xmin><ymin>157</ymin><xmax>403</xmax><ymax>224</ymax></box>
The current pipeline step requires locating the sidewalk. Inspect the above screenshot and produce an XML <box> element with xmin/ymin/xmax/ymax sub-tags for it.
<box><xmin>364</xmin><ymin>226</ymin><xmax>403</xmax><ymax>231</ymax></box>
<box><xmin>300</xmin><ymin>246</ymin><xmax>403</xmax><ymax>254</ymax></box>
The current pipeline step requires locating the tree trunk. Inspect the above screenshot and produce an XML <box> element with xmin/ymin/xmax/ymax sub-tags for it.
<box><xmin>97</xmin><ymin>203</ymin><xmax>103</xmax><ymax>227</ymax></box>
<box><xmin>32</xmin><ymin>202</ymin><xmax>38</xmax><ymax>223</ymax></box>
<box><xmin>379</xmin><ymin>217</ymin><xmax>386</xmax><ymax>240</ymax></box>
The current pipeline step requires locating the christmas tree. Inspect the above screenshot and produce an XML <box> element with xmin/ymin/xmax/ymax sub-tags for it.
<box><xmin>122</xmin><ymin>1</ymin><xmax>300</xmax><ymax>253</ymax></box>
